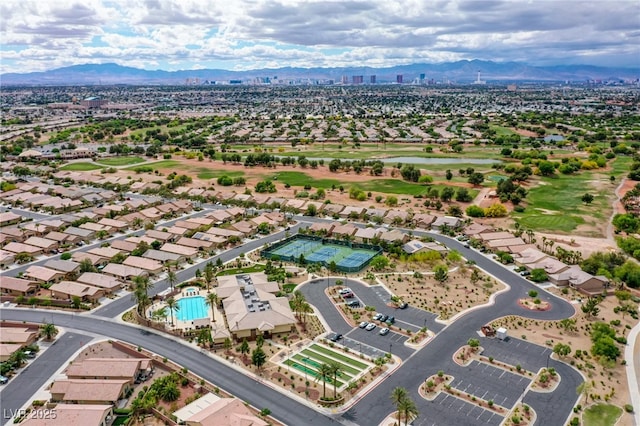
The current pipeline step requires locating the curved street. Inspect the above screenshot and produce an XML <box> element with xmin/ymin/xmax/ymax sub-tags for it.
<box><xmin>0</xmin><ymin>217</ymin><xmax>585</xmax><ymax>426</ymax></box>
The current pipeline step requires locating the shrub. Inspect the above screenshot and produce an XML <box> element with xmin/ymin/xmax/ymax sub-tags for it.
<box><xmin>624</xmin><ymin>404</ymin><xmax>634</xmax><ymax>413</ymax></box>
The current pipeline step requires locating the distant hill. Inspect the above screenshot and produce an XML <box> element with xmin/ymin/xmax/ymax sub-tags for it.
<box><xmin>1</xmin><ymin>60</ymin><xmax>638</xmax><ymax>86</ymax></box>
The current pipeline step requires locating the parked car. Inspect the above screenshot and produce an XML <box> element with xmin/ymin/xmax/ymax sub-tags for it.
<box><xmin>359</xmin><ymin>321</ymin><xmax>369</xmax><ymax>329</ymax></box>
<box><xmin>339</xmin><ymin>288</ymin><xmax>352</xmax><ymax>295</ymax></box>
<box><xmin>463</xmin><ymin>243</ymin><xmax>470</xmax><ymax>249</ymax></box>
<box><xmin>328</xmin><ymin>333</ymin><xmax>343</xmax><ymax>342</ymax></box>
<box><xmin>365</xmin><ymin>323</ymin><xmax>377</xmax><ymax>331</ymax></box>
<box><xmin>385</xmin><ymin>316</ymin><xmax>395</xmax><ymax>325</ymax></box>
<box><xmin>379</xmin><ymin>314</ymin><xmax>388</xmax><ymax>322</ymax></box>
<box><xmin>379</xmin><ymin>328</ymin><xmax>390</xmax><ymax>336</ymax></box>
<box><xmin>23</xmin><ymin>351</ymin><xmax>35</xmax><ymax>359</ymax></box>
<box><xmin>342</xmin><ymin>292</ymin><xmax>354</xmax><ymax>298</ymax></box>
<box><xmin>0</xmin><ymin>376</ymin><xmax>7</xmax><ymax>385</ymax></box>
<box><xmin>373</xmin><ymin>313</ymin><xmax>383</xmax><ymax>321</ymax></box>
<box><xmin>347</xmin><ymin>300</ymin><xmax>360</xmax><ymax>308</ymax></box>
<box><xmin>398</xmin><ymin>302</ymin><xmax>408</xmax><ymax>309</ymax></box>
<box><xmin>520</xmin><ymin>271</ymin><xmax>531</xmax><ymax>276</ymax></box>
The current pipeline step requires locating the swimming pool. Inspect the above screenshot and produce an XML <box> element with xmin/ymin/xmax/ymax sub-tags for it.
<box><xmin>174</xmin><ymin>296</ymin><xmax>209</xmax><ymax>321</ymax></box>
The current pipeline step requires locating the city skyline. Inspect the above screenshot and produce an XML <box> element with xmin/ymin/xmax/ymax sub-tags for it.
<box><xmin>1</xmin><ymin>0</ymin><xmax>639</xmax><ymax>75</ymax></box>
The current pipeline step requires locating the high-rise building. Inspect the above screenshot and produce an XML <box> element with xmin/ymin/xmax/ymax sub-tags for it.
<box><xmin>396</xmin><ymin>74</ymin><xmax>403</xmax><ymax>84</ymax></box>
<box><xmin>341</xmin><ymin>75</ymin><xmax>349</xmax><ymax>85</ymax></box>
<box><xmin>420</xmin><ymin>73</ymin><xmax>426</xmax><ymax>81</ymax></box>
<box><xmin>352</xmin><ymin>75</ymin><xmax>363</xmax><ymax>84</ymax></box>
<box><xmin>370</xmin><ymin>75</ymin><xmax>376</xmax><ymax>84</ymax></box>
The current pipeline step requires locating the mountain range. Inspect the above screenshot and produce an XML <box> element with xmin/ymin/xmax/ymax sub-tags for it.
<box><xmin>1</xmin><ymin>60</ymin><xmax>638</xmax><ymax>86</ymax></box>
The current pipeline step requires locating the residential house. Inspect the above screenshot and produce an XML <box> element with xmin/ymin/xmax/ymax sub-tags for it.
<box><xmin>322</xmin><ymin>204</ymin><xmax>345</xmax><ymax>216</ymax></box>
<box><xmin>44</xmin><ymin>231</ymin><xmax>73</xmax><ymax>245</ymax></box>
<box><xmin>0</xmin><ymin>250</ymin><xmax>15</xmax><ymax>268</ymax></box>
<box><xmin>0</xmin><ymin>226</ymin><xmax>29</xmax><ymax>243</ymax></box>
<box><xmin>43</xmin><ymin>259</ymin><xmax>80</xmax><ymax>278</ymax></box>
<box><xmin>0</xmin><ymin>211</ymin><xmax>22</xmax><ymax>226</ymax></box>
<box><xmin>176</xmin><ymin>237</ymin><xmax>217</xmax><ymax>253</ymax></box>
<box><xmin>174</xmin><ymin>220</ymin><xmax>201</xmax><ymax>231</ymax></box>
<box><xmin>24</xmin><ymin>265</ymin><xmax>64</xmax><ymax>284</ymax></box>
<box><xmin>205</xmin><ymin>227</ymin><xmax>244</xmax><ymax>239</ymax></box>
<box><xmin>431</xmin><ymin>216</ymin><xmax>463</xmax><ymax>230</ymax></box>
<box><xmin>142</xmin><ymin>249</ymin><xmax>184</xmax><ymax>264</ymax></box>
<box><xmin>97</xmin><ymin>218</ymin><xmax>128</xmax><ymax>232</ymax></box>
<box><xmin>50</xmin><ymin>281</ymin><xmax>104</xmax><ymax>303</ymax></box>
<box><xmin>379</xmin><ymin>229</ymin><xmax>409</xmax><ymax>244</ymax></box>
<box><xmin>63</xmin><ymin>226</ymin><xmax>95</xmax><ymax>242</ymax></box>
<box><xmin>160</xmin><ymin>243</ymin><xmax>198</xmax><ymax>261</ymax></box>
<box><xmin>186</xmin><ymin>217</ymin><xmax>215</xmax><ymax>227</ymax></box>
<box><xmin>2</xmin><ymin>242</ymin><xmax>42</xmax><ymax>256</ymax></box>
<box><xmin>165</xmin><ymin>226</ymin><xmax>189</xmax><ymax>237</ymax></box>
<box><xmin>331</xmin><ymin>223</ymin><xmax>357</xmax><ymax>239</ymax></box>
<box><xmin>462</xmin><ymin>222</ymin><xmax>492</xmax><ymax>237</ymax></box>
<box><xmin>20</xmin><ymin>222</ymin><xmax>51</xmax><ymax>236</ymax></box>
<box><xmin>339</xmin><ymin>206</ymin><xmax>365</xmax><ymax>219</ymax></box>
<box><xmin>19</xmin><ymin>404</ymin><xmax>114</xmax><ymax>426</ymax></box>
<box><xmin>0</xmin><ymin>276</ymin><xmax>39</xmax><ymax>296</ymax></box>
<box><xmin>110</xmin><ymin>240</ymin><xmax>138</xmax><ymax>254</ymax></box>
<box><xmin>485</xmin><ymin>237</ymin><xmax>527</xmax><ymax>252</ymax></box>
<box><xmin>402</xmin><ymin>239</ymin><xmax>448</xmax><ymax>255</ymax></box>
<box><xmin>79</xmin><ymin>222</ymin><xmax>114</xmax><ymax>236</ymax></box>
<box><xmin>145</xmin><ymin>229</ymin><xmax>175</xmax><ymax>243</ymax></box>
<box><xmin>206</xmin><ymin>210</ymin><xmax>232</xmax><ymax>223</ymax></box>
<box><xmin>384</xmin><ymin>210</ymin><xmax>410</xmax><ymax>224</ymax></box>
<box><xmin>122</xmin><ymin>256</ymin><xmax>164</xmax><ymax>275</ymax></box>
<box><xmin>307</xmin><ymin>222</ymin><xmax>335</xmax><ymax>235</ymax></box>
<box><xmin>102</xmin><ymin>263</ymin><xmax>148</xmax><ymax>283</ymax></box>
<box><xmin>354</xmin><ymin>227</ymin><xmax>384</xmax><ymax>243</ymax></box>
<box><xmin>66</xmin><ymin>358</ymin><xmax>151</xmax><ymax>383</ymax></box>
<box><xmin>71</xmin><ymin>252</ymin><xmax>108</xmax><ymax>267</ymax></box>
<box><xmin>76</xmin><ymin>272</ymin><xmax>123</xmax><ymax>292</ymax></box>
<box><xmin>182</xmin><ymin>396</ymin><xmax>268</xmax><ymax>426</ymax></box>
<box><xmin>365</xmin><ymin>208</ymin><xmax>388</xmax><ymax>221</ymax></box>
<box><xmin>411</xmin><ymin>213</ymin><xmax>437</xmax><ymax>229</ymax></box>
<box><xmin>87</xmin><ymin>247</ymin><xmax>122</xmax><ymax>261</ymax></box>
<box><xmin>230</xmin><ymin>221</ymin><xmax>255</xmax><ymax>236</ymax></box>
<box><xmin>50</xmin><ymin>379</ymin><xmax>131</xmax><ymax>404</ymax></box>
<box><xmin>23</xmin><ymin>236</ymin><xmax>59</xmax><ymax>253</ymax></box>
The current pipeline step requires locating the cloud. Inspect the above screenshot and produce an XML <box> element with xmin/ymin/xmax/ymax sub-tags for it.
<box><xmin>1</xmin><ymin>0</ymin><xmax>638</xmax><ymax>73</ymax></box>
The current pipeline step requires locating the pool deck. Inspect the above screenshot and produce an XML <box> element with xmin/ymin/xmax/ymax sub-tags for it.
<box><xmin>147</xmin><ymin>287</ymin><xmax>222</xmax><ymax>332</ymax></box>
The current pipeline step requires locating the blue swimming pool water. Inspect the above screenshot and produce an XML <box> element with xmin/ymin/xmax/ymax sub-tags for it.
<box><xmin>175</xmin><ymin>296</ymin><xmax>209</xmax><ymax>321</ymax></box>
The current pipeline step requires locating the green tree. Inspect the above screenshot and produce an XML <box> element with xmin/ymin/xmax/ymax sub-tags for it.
<box><xmin>204</xmin><ymin>262</ymin><xmax>215</xmax><ymax>291</ymax></box>
<box><xmin>14</xmin><ymin>252</ymin><xmax>34</xmax><ymax>264</ymax></box>
<box><xmin>40</xmin><ymin>323</ymin><xmax>58</xmax><ymax>340</ymax></box>
<box><xmin>328</xmin><ymin>361</ymin><xmax>343</xmax><ymax>398</ymax></box>
<box><xmin>433</xmin><ymin>263</ymin><xmax>448</xmax><ymax>285</ymax></box>
<box><xmin>577</xmin><ymin>381</ymin><xmax>593</xmax><ymax>405</ymax></box>
<box><xmin>166</xmin><ymin>297</ymin><xmax>179</xmax><ymax>326</ymax></box>
<box><xmin>71</xmin><ymin>296</ymin><xmax>82</xmax><ymax>309</ymax></box>
<box><xmin>467</xmin><ymin>172</ymin><xmax>485</xmax><ymax>186</ymax></box>
<box><xmin>166</xmin><ymin>270</ymin><xmax>178</xmax><ymax>292</ymax></box>
<box><xmin>581</xmin><ymin>297</ymin><xmax>601</xmax><ymax>318</ymax></box>
<box><xmin>397</xmin><ymin>396</ymin><xmax>419</xmax><ymax>426</ymax></box>
<box><xmin>553</xmin><ymin>343</ymin><xmax>571</xmax><ymax>358</ymax></box>
<box><xmin>581</xmin><ymin>193</ymin><xmax>594</xmax><ymax>205</ymax></box>
<box><xmin>239</xmin><ymin>338</ymin><xmax>250</xmax><ymax>359</ymax></box>
<box><xmin>316</xmin><ymin>363</ymin><xmax>333</xmax><ymax>399</ymax></box>
<box><xmin>529</xmin><ymin>268</ymin><xmax>548</xmax><ymax>283</ymax></box>
<box><xmin>206</xmin><ymin>292</ymin><xmax>219</xmax><ymax>322</ymax></box>
<box><xmin>79</xmin><ymin>258</ymin><xmax>96</xmax><ymax>273</ymax></box>
<box><xmin>252</xmin><ymin>346</ymin><xmax>267</xmax><ymax>372</ymax></box>
<box><xmin>370</xmin><ymin>255</ymin><xmax>390</xmax><ymax>271</ymax></box>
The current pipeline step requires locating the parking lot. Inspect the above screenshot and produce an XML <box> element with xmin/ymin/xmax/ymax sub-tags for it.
<box><xmin>479</xmin><ymin>336</ymin><xmax>553</xmax><ymax>373</ymax></box>
<box><xmin>344</xmin><ymin>324</ymin><xmax>415</xmax><ymax>360</ymax></box>
<box><xmin>415</xmin><ymin>392</ymin><xmax>503</xmax><ymax>426</ymax></box>
<box><xmin>449</xmin><ymin>361</ymin><xmax>530</xmax><ymax>409</ymax></box>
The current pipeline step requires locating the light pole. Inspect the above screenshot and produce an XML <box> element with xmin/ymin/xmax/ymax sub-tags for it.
<box><xmin>358</xmin><ymin>342</ymin><xmax>362</xmax><ymax>354</ymax></box>
<box><xmin>423</xmin><ymin>318</ymin><xmax>427</xmax><ymax>330</ymax></box>
<box><xmin>389</xmin><ymin>343</ymin><xmax>392</xmax><ymax>356</ymax></box>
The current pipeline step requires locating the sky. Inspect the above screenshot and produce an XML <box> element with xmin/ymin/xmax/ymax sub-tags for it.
<box><xmin>1</xmin><ymin>0</ymin><xmax>639</xmax><ymax>74</ymax></box>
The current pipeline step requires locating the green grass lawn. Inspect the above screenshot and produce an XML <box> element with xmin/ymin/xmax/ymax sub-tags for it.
<box><xmin>96</xmin><ymin>156</ymin><xmax>145</xmax><ymax>166</ymax></box>
<box><xmin>195</xmin><ymin>168</ymin><xmax>244</xmax><ymax>180</ymax></box>
<box><xmin>310</xmin><ymin>344</ymin><xmax>369</xmax><ymax>369</ymax></box>
<box><xmin>299</xmin><ymin>350</ymin><xmax>360</xmax><ymax>376</ymax></box>
<box><xmin>282</xmin><ymin>283</ymin><xmax>297</xmax><ymax>293</ymax></box>
<box><xmin>514</xmin><ymin>171</ymin><xmax>612</xmax><ymax>234</ymax></box>
<box><xmin>126</xmin><ymin>159</ymin><xmax>179</xmax><ymax>170</ymax></box>
<box><xmin>270</xmin><ymin>171</ymin><xmax>479</xmax><ymax>198</ymax></box>
<box><xmin>583</xmin><ymin>403</ymin><xmax>622</xmax><ymax>426</ymax></box>
<box><xmin>216</xmin><ymin>264</ymin><xmax>265</xmax><ymax>276</ymax></box>
<box><xmin>59</xmin><ymin>162</ymin><xmax>103</xmax><ymax>171</ymax></box>
<box><xmin>490</xmin><ymin>125</ymin><xmax>517</xmax><ymax>136</ymax></box>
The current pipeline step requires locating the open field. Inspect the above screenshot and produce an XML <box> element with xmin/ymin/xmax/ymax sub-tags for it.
<box><xmin>96</xmin><ymin>156</ymin><xmax>145</xmax><ymax>166</ymax></box>
<box><xmin>582</xmin><ymin>403</ymin><xmax>623</xmax><ymax>426</ymax></box>
<box><xmin>514</xmin><ymin>171</ymin><xmax>614</xmax><ymax>236</ymax></box>
<box><xmin>59</xmin><ymin>162</ymin><xmax>103</xmax><ymax>171</ymax></box>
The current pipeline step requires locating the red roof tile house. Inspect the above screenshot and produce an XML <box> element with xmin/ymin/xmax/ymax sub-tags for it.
<box><xmin>20</xmin><ymin>404</ymin><xmax>114</xmax><ymax>426</ymax></box>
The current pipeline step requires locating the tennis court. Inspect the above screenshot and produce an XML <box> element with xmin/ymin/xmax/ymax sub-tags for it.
<box><xmin>262</xmin><ymin>235</ymin><xmax>381</xmax><ymax>272</ymax></box>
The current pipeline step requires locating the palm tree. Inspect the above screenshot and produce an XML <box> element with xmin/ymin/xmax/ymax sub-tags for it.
<box><xmin>204</xmin><ymin>262</ymin><xmax>215</xmax><ymax>291</ymax></box>
<box><xmin>328</xmin><ymin>361</ymin><xmax>343</xmax><ymax>399</ymax></box>
<box><xmin>316</xmin><ymin>363</ymin><xmax>333</xmax><ymax>400</ymax></box>
<box><xmin>390</xmin><ymin>387</ymin><xmax>408</xmax><ymax>407</ymax></box>
<box><xmin>131</xmin><ymin>285</ymin><xmax>151</xmax><ymax>318</ymax></box>
<box><xmin>397</xmin><ymin>396</ymin><xmax>419</xmax><ymax>425</ymax></box>
<box><xmin>166</xmin><ymin>270</ymin><xmax>178</xmax><ymax>292</ymax></box>
<box><xmin>133</xmin><ymin>275</ymin><xmax>154</xmax><ymax>297</ymax></box>
<box><xmin>165</xmin><ymin>297</ymin><xmax>179</xmax><ymax>326</ymax></box>
<box><xmin>205</xmin><ymin>292</ymin><xmax>219</xmax><ymax>322</ymax></box>
<box><xmin>40</xmin><ymin>323</ymin><xmax>58</xmax><ymax>340</ymax></box>
<box><xmin>10</xmin><ymin>350</ymin><xmax>27</xmax><ymax>368</ymax></box>
<box><xmin>291</xmin><ymin>291</ymin><xmax>306</xmax><ymax>322</ymax></box>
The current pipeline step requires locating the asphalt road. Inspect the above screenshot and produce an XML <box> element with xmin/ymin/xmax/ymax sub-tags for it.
<box><xmin>0</xmin><ymin>331</ymin><xmax>91</xmax><ymax>426</ymax></box>
<box><xmin>92</xmin><ymin>222</ymin><xmax>305</xmax><ymax>318</ymax></box>
<box><xmin>0</xmin><ymin>309</ymin><xmax>342</xmax><ymax>426</ymax></box>
<box><xmin>0</xmin><ymin>207</ymin><xmax>50</xmax><ymax>222</ymax></box>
